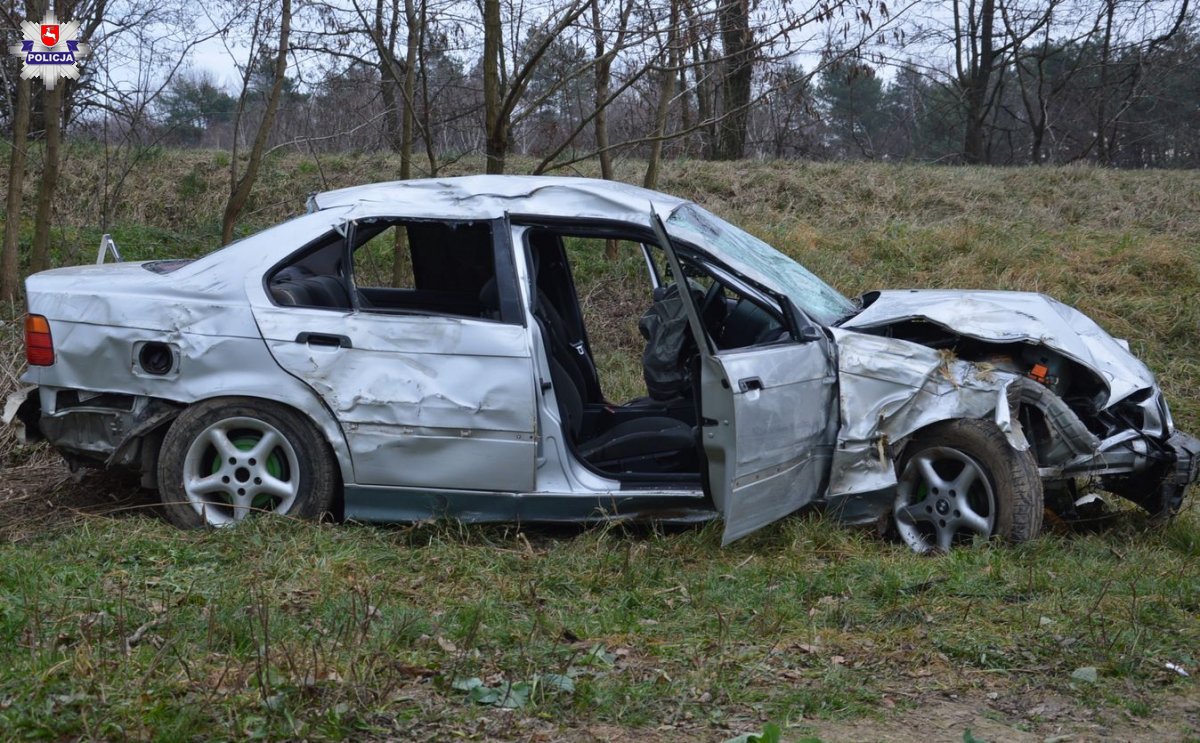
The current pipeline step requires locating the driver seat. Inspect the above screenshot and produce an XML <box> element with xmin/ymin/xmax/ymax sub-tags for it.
<box><xmin>546</xmin><ymin>350</ymin><xmax>697</xmax><ymax>473</ymax></box>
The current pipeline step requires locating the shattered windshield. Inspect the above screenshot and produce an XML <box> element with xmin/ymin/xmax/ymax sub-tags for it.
<box><xmin>665</xmin><ymin>204</ymin><xmax>856</xmax><ymax>326</ymax></box>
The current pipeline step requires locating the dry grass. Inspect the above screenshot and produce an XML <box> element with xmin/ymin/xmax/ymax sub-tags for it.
<box><xmin>9</xmin><ymin>147</ymin><xmax>1200</xmax><ymax>238</ymax></box>
<box><xmin>0</xmin><ymin>302</ymin><xmax>58</xmax><ymax>471</ymax></box>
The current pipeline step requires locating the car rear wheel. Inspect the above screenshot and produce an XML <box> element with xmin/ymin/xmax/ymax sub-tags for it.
<box><xmin>893</xmin><ymin>418</ymin><xmax>1042</xmax><ymax>553</ymax></box>
<box><xmin>157</xmin><ymin>398</ymin><xmax>337</xmax><ymax>528</ymax></box>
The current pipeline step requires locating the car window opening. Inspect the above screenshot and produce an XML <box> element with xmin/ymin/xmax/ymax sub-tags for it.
<box><xmin>526</xmin><ymin>227</ymin><xmax>795</xmax><ymax>482</ymax></box>
<box><xmin>267</xmin><ymin>218</ymin><xmax>508</xmax><ymax>322</ymax></box>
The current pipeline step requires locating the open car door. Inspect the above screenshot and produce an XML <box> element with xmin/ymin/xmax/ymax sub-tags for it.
<box><xmin>651</xmin><ymin>213</ymin><xmax>838</xmax><ymax>544</ymax></box>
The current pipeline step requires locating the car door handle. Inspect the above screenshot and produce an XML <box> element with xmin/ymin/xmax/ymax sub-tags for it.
<box><xmin>738</xmin><ymin>377</ymin><xmax>763</xmax><ymax>392</ymax></box>
<box><xmin>296</xmin><ymin>332</ymin><xmax>352</xmax><ymax>349</ymax></box>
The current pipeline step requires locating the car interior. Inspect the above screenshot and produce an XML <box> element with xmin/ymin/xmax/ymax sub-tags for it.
<box><xmin>523</xmin><ymin>229</ymin><xmax>697</xmax><ymax>477</ymax></box>
<box><xmin>267</xmin><ymin>218</ymin><xmax>503</xmax><ymax>320</ymax></box>
<box><xmin>525</xmin><ymin>227</ymin><xmax>794</xmax><ymax>480</ymax></box>
<box><xmin>266</xmin><ymin>218</ymin><xmax>794</xmax><ymax>481</ymax></box>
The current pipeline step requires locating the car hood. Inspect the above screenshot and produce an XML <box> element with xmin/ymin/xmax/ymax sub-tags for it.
<box><xmin>840</xmin><ymin>289</ymin><xmax>1156</xmax><ymax>407</ymax></box>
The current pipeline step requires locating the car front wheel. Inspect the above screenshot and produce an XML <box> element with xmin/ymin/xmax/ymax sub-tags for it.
<box><xmin>157</xmin><ymin>398</ymin><xmax>337</xmax><ymax>528</ymax></box>
<box><xmin>893</xmin><ymin>418</ymin><xmax>1043</xmax><ymax>553</ymax></box>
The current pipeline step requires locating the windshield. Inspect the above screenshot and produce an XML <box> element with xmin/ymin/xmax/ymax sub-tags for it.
<box><xmin>665</xmin><ymin>204</ymin><xmax>856</xmax><ymax>326</ymax></box>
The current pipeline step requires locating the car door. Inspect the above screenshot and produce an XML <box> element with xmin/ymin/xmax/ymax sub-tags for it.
<box><xmin>651</xmin><ymin>215</ymin><xmax>838</xmax><ymax>544</ymax></box>
<box><xmin>250</xmin><ymin>215</ymin><xmax>538</xmax><ymax>493</ymax></box>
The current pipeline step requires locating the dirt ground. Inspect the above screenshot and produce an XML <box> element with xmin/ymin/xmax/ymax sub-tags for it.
<box><xmin>448</xmin><ymin>688</ymin><xmax>1200</xmax><ymax>742</ymax></box>
<box><xmin>372</xmin><ymin>685</ymin><xmax>1200</xmax><ymax>741</ymax></box>
<box><xmin>0</xmin><ymin>460</ymin><xmax>158</xmax><ymax>541</ymax></box>
<box><xmin>805</xmin><ymin>690</ymin><xmax>1200</xmax><ymax>743</ymax></box>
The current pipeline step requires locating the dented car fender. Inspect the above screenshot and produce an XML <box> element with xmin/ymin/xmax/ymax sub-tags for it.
<box><xmin>20</xmin><ymin>323</ymin><xmax>356</xmax><ymax>487</ymax></box>
<box><xmin>827</xmin><ymin>328</ymin><xmax>1028</xmax><ymax>502</ymax></box>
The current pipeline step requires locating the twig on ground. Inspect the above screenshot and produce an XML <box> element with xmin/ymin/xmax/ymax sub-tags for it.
<box><xmin>123</xmin><ymin>617</ymin><xmax>165</xmax><ymax>655</ymax></box>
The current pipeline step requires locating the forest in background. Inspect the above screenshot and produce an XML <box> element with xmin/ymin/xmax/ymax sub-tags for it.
<box><xmin>0</xmin><ymin>0</ymin><xmax>1196</xmax><ymax>299</ymax></box>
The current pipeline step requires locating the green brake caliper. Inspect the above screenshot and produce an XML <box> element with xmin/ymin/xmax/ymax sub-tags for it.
<box><xmin>210</xmin><ymin>435</ymin><xmax>285</xmax><ymax>511</ymax></box>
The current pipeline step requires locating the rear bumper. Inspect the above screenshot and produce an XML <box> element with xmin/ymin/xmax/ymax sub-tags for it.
<box><xmin>5</xmin><ymin>385</ymin><xmax>181</xmax><ymax>470</ymax></box>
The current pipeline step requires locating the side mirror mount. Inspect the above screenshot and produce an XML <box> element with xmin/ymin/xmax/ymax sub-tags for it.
<box><xmin>782</xmin><ymin>295</ymin><xmax>823</xmax><ymax>343</ymax></box>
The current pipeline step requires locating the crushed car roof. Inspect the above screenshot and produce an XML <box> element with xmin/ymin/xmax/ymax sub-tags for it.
<box><xmin>308</xmin><ymin>175</ymin><xmax>689</xmax><ymax>224</ymax></box>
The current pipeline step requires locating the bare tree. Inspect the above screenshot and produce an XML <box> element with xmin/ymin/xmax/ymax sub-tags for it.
<box><xmin>27</xmin><ymin>81</ymin><xmax>59</xmax><ymax>273</ymax></box>
<box><xmin>1000</xmin><ymin>0</ymin><xmax>1081</xmax><ymax>164</ymax></box>
<box><xmin>346</xmin><ymin>0</ymin><xmax>419</xmax><ymax>176</ymax></box>
<box><xmin>1</xmin><ymin>72</ymin><xmax>29</xmax><ymax>301</ymax></box>
<box><xmin>1</xmin><ymin>0</ymin><xmax>36</xmax><ymax>300</ymax></box>
<box><xmin>26</xmin><ymin>0</ymin><xmax>109</xmax><ymax>273</ymax></box>
<box><xmin>481</xmin><ymin>0</ymin><xmax>590</xmax><ymax>173</ymax></box>
<box><xmin>953</xmin><ymin>0</ymin><xmax>999</xmax><ymax>163</ymax></box>
<box><xmin>711</xmin><ymin>0</ymin><xmax>753</xmax><ymax>159</ymax></box>
<box><xmin>590</xmin><ymin>0</ymin><xmax>633</xmax><ymax>184</ymax></box>
<box><xmin>644</xmin><ymin>0</ymin><xmax>681</xmax><ymax>188</ymax></box>
<box><xmin>221</xmin><ymin>0</ymin><xmax>292</xmax><ymax>245</ymax></box>
<box><xmin>1092</xmin><ymin>0</ymin><xmax>1189</xmax><ymax>164</ymax></box>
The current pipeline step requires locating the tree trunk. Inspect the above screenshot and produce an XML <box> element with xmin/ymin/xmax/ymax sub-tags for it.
<box><xmin>400</xmin><ymin>0</ymin><xmax>418</xmax><ymax>179</ymax></box>
<box><xmin>482</xmin><ymin>0</ymin><xmax>505</xmax><ymax>174</ymax></box>
<box><xmin>685</xmin><ymin>2</ymin><xmax>712</xmax><ymax>157</ymax></box>
<box><xmin>592</xmin><ymin>0</ymin><xmax>618</xmax><ymax>259</ymax></box>
<box><xmin>962</xmin><ymin>0</ymin><xmax>996</xmax><ymax>164</ymax></box>
<box><xmin>678</xmin><ymin>65</ymin><xmax>692</xmax><ymax>145</ymax></box>
<box><xmin>221</xmin><ymin>0</ymin><xmax>292</xmax><ymax>245</ymax></box>
<box><xmin>391</xmin><ymin>228</ymin><xmax>409</xmax><ymax>287</ymax></box>
<box><xmin>1</xmin><ymin>78</ymin><xmax>31</xmax><ymax>302</ymax></box>
<box><xmin>712</xmin><ymin>0</ymin><xmax>753</xmax><ymax>161</ymax></box>
<box><xmin>591</xmin><ymin>0</ymin><xmax>613</xmax><ymax>183</ymax></box>
<box><xmin>398</xmin><ymin>0</ymin><xmax>417</xmax><ymax>180</ymax></box>
<box><xmin>380</xmin><ymin>76</ymin><xmax>402</xmax><ymax>151</ymax></box>
<box><xmin>644</xmin><ymin>0</ymin><xmax>680</xmax><ymax>190</ymax></box>
<box><xmin>377</xmin><ymin>0</ymin><xmax>402</xmax><ymax>153</ymax></box>
<box><xmin>1030</xmin><ymin>113</ymin><xmax>1046</xmax><ymax>164</ymax></box>
<box><xmin>1095</xmin><ymin>0</ymin><xmax>1115</xmax><ymax>165</ymax></box>
<box><xmin>416</xmin><ymin>0</ymin><xmax>438</xmax><ymax>175</ymax></box>
<box><xmin>693</xmin><ymin>48</ymin><xmax>714</xmax><ymax>157</ymax></box>
<box><xmin>30</xmin><ymin>83</ymin><xmax>63</xmax><ymax>273</ymax></box>
<box><xmin>643</xmin><ymin>65</ymin><xmax>675</xmax><ymax>189</ymax></box>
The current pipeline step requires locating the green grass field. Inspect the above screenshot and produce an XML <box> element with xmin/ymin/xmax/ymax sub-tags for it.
<box><xmin>0</xmin><ymin>152</ymin><xmax>1197</xmax><ymax>740</ymax></box>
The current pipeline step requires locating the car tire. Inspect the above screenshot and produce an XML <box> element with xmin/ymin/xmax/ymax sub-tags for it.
<box><xmin>892</xmin><ymin>418</ymin><xmax>1043</xmax><ymax>552</ymax></box>
<box><xmin>157</xmin><ymin>397</ymin><xmax>338</xmax><ymax>528</ymax></box>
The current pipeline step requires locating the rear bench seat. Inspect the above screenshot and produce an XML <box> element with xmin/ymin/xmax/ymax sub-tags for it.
<box><xmin>270</xmin><ymin>272</ymin><xmax>353</xmax><ymax>309</ymax></box>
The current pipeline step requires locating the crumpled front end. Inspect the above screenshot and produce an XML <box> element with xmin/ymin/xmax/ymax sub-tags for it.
<box><xmin>825</xmin><ymin>329</ymin><xmax>1029</xmax><ymax>522</ymax></box>
<box><xmin>827</xmin><ymin>288</ymin><xmax>1198</xmax><ymax>522</ymax></box>
<box><xmin>841</xmin><ymin>289</ymin><xmax>1156</xmax><ymax>406</ymax></box>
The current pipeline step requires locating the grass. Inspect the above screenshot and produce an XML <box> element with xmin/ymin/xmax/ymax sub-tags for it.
<box><xmin>0</xmin><ymin>151</ymin><xmax>1199</xmax><ymax>739</ymax></box>
<box><xmin>0</xmin><ymin>510</ymin><xmax>1196</xmax><ymax>740</ymax></box>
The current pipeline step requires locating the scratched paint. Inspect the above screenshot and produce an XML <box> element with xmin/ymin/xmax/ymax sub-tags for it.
<box><xmin>827</xmin><ymin>329</ymin><xmax>1025</xmax><ymax>498</ymax></box>
<box><xmin>6</xmin><ymin>176</ymin><xmax>1195</xmax><ymax>542</ymax></box>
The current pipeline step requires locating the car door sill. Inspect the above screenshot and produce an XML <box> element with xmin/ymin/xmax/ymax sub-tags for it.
<box><xmin>344</xmin><ymin>484</ymin><xmax>710</xmax><ymax>524</ymax></box>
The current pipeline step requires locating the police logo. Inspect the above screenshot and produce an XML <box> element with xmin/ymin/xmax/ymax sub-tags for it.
<box><xmin>9</xmin><ymin>13</ymin><xmax>90</xmax><ymax>90</ymax></box>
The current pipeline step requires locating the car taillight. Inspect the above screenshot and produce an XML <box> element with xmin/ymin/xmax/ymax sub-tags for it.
<box><xmin>25</xmin><ymin>314</ymin><xmax>54</xmax><ymax>366</ymax></box>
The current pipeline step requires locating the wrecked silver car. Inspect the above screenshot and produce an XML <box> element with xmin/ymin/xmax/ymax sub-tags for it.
<box><xmin>8</xmin><ymin>176</ymin><xmax>1198</xmax><ymax>551</ymax></box>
